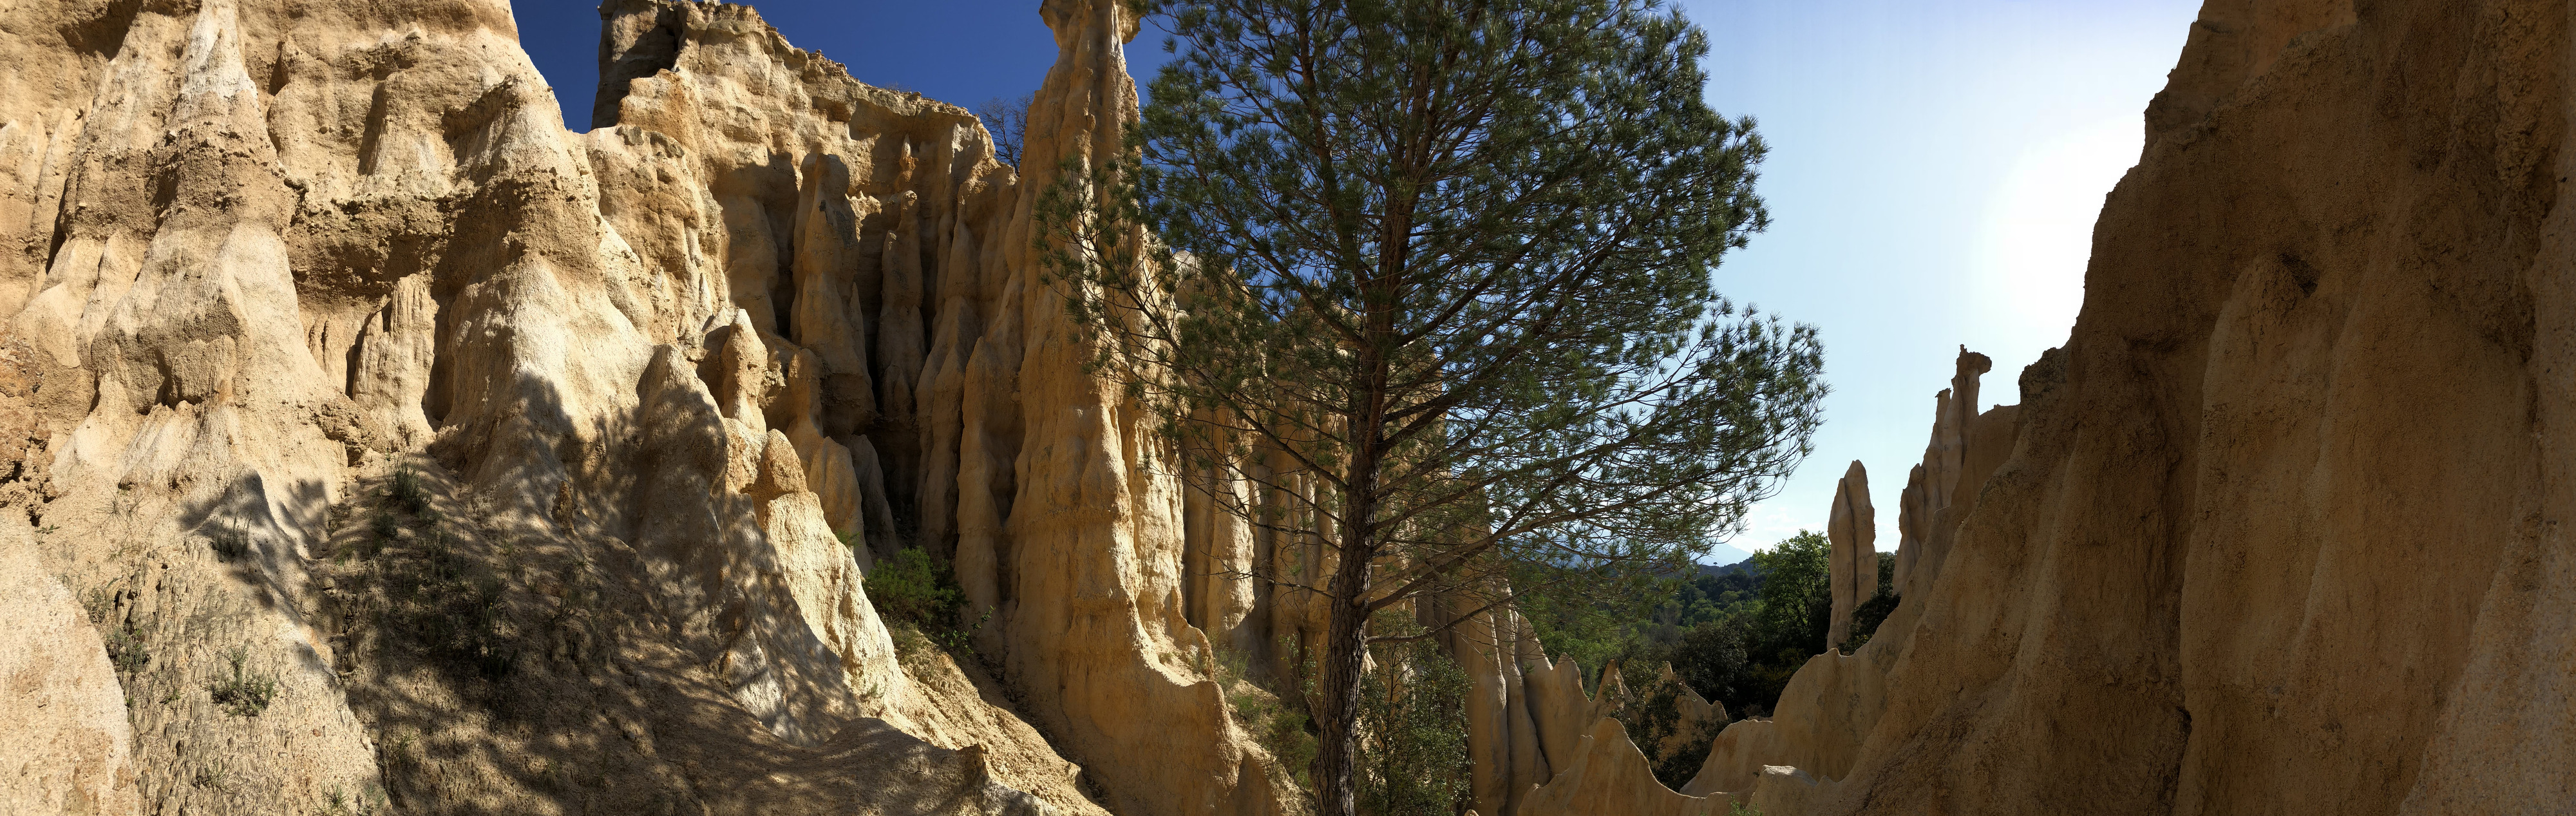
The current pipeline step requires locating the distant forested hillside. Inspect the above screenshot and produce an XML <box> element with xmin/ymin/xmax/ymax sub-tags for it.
<box><xmin>1528</xmin><ymin>532</ymin><xmax>1895</xmax><ymax>720</ymax></box>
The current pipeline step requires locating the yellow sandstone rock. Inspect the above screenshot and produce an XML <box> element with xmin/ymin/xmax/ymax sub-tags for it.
<box><xmin>1825</xmin><ymin>460</ymin><xmax>1875</xmax><ymax>648</ymax></box>
<box><xmin>1663</xmin><ymin>3</ymin><xmax>2576</xmax><ymax>814</ymax></box>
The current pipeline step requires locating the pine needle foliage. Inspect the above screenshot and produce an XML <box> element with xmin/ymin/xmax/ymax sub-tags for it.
<box><xmin>1036</xmin><ymin>2</ymin><xmax>1826</xmax><ymax>813</ymax></box>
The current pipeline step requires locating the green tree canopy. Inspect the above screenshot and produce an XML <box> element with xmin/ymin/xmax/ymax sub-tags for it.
<box><xmin>1037</xmin><ymin>1</ymin><xmax>1825</xmax><ymax>811</ymax></box>
<box><xmin>1749</xmin><ymin>529</ymin><xmax>1830</xmax><ymax>655</ymax></box>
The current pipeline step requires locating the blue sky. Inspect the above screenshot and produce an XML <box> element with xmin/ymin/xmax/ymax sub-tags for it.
<box><xmin>511</xmin><ymin>0</ymin><xmax>2201</xmax><ymax>564</ymax></box>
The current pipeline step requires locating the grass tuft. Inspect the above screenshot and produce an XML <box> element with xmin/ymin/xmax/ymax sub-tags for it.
<box><xmin>208</xmin><ymin>646</ymin><xmax>279</xmax><ymax>716</ymax></box>
<box><xmin>321</xmin><ymin>783</ymin><xmax>384</xmax><ymax>815</ymax></box>
<box><xmin>193</xmin><ymin>760</ymin><xmax>231</xmax><ymax>791</ymax></box>
<box><xmin>390</xmin><ymin>468</ymin><xmax>431</xmax><ymax>515</ymax></box>
<box><xmin>104</xmin><ymin>625</ymin><xmax>148</xmax><ymax>673</ymax></box>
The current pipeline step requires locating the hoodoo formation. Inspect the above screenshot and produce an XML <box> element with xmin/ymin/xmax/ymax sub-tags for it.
<box><xmin>1</xmin><ymin>0</ymin><xmax>2571</xmax><ymax>815</ymax></box>
<box><xmin>1823</xmin><ymin>461</ymin><xmax>1873</xmax><ymax>650</ymax></box>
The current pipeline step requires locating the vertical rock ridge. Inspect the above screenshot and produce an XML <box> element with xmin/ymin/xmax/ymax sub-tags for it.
<box><xmin>1825</xmin><ymin>460</ymin><xmax>1875</xmax><ymax>649</ymax></box>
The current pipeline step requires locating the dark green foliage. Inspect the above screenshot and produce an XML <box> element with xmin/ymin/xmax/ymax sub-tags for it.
<box><xmin>337</xmin><ymin>467</ymin><xmax>520</xmax><ymax>683</ymax></box>
<box><xmin>1040</xmin><ymin>3</ymin><xmax>1825</xmax><ymax>811</ymax></box>
<box><xmin>1356</xmin><ymin>616</ymin><xmax>1472</xmax><ymax>815</ymax></box>
<box><xmin>1728</xmin><ymin>530</ymin><xmax>1830</xmax><ymax>716</ymax></box>
<box><xmin>1651</xmin><ymin>615</ymin><xmax>1748</xmax><ymax>708</ymax></box>
<box><xmin>357</xmin><ymin>528</ymin><xmax>520</xmax><ymax>684</ymax></box>
<box><xmin>1671</xmin><ymin>562</ymin><xmax>1765</xmax><ymax>629</ymax></box>
<box><xmin>1608</xmin><ymin>665</ymin><xmax>1719</xmax><ymax>790</ymax></box>
<box><xmin>458</xmin><ymin>578</ymin><xmax>517</xmax><ymax>679</ymax></box>
<box><xmin>1519</xmin><ymin>574</ymin><xmax>1663</xmax><ymax>693</ymax></box>
<box><xmin>1263</xmin><ymin>707</ymin><xmax>1321</xmax><ymax>790</ymax></box>
<box><xmin>1575</xmin><ymin>530</ymin><xmax>1842</xmax><ymax>719</ymax></box>
<box><xmin>867</xmin><ymin>547</ymin><xmax>961</xmax><ymax>622</ymax></box>
<box><xmin>1218</xmin><ymin>645</ymin><xmax>1320</xmax><ymax>790</ymax></box>
<box><xmin>209</xmin><ymin>647</ymin><xmax>279</xmax><ymax>716</ymax></box>
<box><xmin>1839</xmin><ymin>591</ymin><xmax>1899</xmax><ymax>652</ymax></box>
<box><xmin>1748</xmin><ymin>531</ymin><xmax>1830</xmax><ymax>655</ymax></box>
<box><xmin>1580</xmin><ymin>560</ymin><xmax>1763</xmax><ymax>693</ymax></box>
<box><xmin>865</xmin><ymin>547</ymin><xmax>979</xmax><ymax>656</ymax></box>
<box><xmin>1835</xmin><ymin>551</ymin><xmax>1901</xmax><ymax>652</ymax></box>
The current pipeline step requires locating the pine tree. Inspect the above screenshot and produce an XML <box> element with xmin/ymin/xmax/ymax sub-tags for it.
<box><xmin>1036</xmin><ymin>2</ymin><xmax>1824</xmax><ymax>812</ymax></box>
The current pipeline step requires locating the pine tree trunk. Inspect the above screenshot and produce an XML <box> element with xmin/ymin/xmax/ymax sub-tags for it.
<box><xmin>1314</xmin><ymin>542</ymin><xmax>1374</xmax><ymax>816</ymax></box>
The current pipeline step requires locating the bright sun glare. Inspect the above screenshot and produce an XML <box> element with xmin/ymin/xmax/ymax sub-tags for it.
<box><xmin>1973</xmin><ymin>119</ymin><xmax>2143</xmax><ymax>360</ymax></box>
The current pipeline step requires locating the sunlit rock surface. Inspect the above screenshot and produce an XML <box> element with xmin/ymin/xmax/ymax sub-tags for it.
<box><xmin>1676</xmin><ymin>1</ymin><xmax>2576</xmax><ymax>813</ymax></box>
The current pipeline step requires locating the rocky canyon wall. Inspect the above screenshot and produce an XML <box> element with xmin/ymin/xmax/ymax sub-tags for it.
<box><xmin>0</xmin><ymin>0</ymin><xmax>1294</xmax><ymax>812</ymax></box>
<box><xmin>1671</xmin><ymin>1</ymin><xmax>2576</xmax><ymax>813</ymax></box>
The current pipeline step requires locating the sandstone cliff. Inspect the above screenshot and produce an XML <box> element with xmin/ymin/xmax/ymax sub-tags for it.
<box><xmin>0</xmin><ymin>0</ymin><xmax>1282</xmax><ymax>812</ymax></box>
<box><xmin>1665</xmin><ymin>1</ymin><xmax>2576</xmax><ymax>813</ymax></box>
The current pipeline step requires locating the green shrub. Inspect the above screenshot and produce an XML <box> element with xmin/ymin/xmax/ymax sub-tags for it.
<box><xmin>416</xmin><ymin>569</ymin><xmax>515</xmax><ymax>681</ymax></box>
<box><xmin>1216</xmin><ymin>647</ymin><xmax>1318</xmax><ymax>792</ymax></box>
<box><xmin>1518</xmin><ymin>573</ymin><xmax>1661</xmax><ymax>694</ymax></box>
<box><xmin>866</xmin><ymin>546</ymin><xmax>980</xmax><ymax>656</ymax></box>
<box><xmin>1259</xmin><ymin>699</ymin><xmax>1319</xmax><ymax>790</ymax></box>
<box><xmin>866</xmin><ymin>547</ymin><xmax>962</xmax><ymax>622</ymax></box>
<box><xmin>1749</xmin><ymin>531</ymin><xmax>1831</xmax><ymax>657</ymax></box>
<box><xmin>389</xmin><ymin>468</ymin><xmax>430</xmax><ymax>515</ymax></box>
<box><xmin>209</xmin><ymin>647</ymin><xmax>278</xmax><ymax>716</ymax></box>
<box><xmin>1838</xmin><ymin>591</ymin><xmax>1899</xmax><ymax>653</ymax></box>
<box><xmin>459</xmin><ymin>578</ymin><xmax>517</xmax><ymax>680</ymax></box>
<box><xmin>1356</xmin><ymin>617</ymin><xmax>1473</xmax><ymax>816</ymax></box>
<box><xmin>1643</xmin><ymin>617</ymin><xmax>1749</xmax><ymax>708</ymax></box>
<box><xmin>1581</xmin><ymin>533</ymin><xmax>1839</xmax><ymax>721</ymax></box>
<box><xmin>325</xmin><ymin>785</ymin><xmax>350</xmax><ymax>814</ymax></box>
<box><xmin>1610</xmin><ymin>664</ymin><xmax>1719</xmax><ymax>790</ymax></box>
<box><xmin>1838</xmin><ymin>552</ymin><xmax>1902</xmax><ymax>652</ymax></box>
